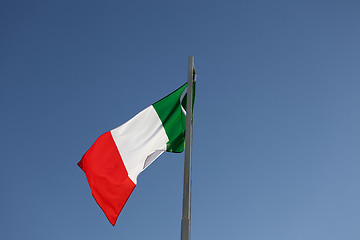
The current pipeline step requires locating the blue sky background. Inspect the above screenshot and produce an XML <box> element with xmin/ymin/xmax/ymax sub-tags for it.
<box><xmin>1</xmin><ymin>0</ymin><xmax>360</xmax><ymax>239</ymax></box>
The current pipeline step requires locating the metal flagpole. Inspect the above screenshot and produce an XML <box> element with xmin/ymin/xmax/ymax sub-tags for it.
<box><xmin>181</xmin><ymin>55</ymin><xmax>195</xmax><ymax>240</ymax></box>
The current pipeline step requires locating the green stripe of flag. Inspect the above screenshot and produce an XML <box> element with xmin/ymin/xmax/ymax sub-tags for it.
<box><xmin>152</xmin><ymin>83</ymin><xmax>188</xmax><ymax>152</ymax></box>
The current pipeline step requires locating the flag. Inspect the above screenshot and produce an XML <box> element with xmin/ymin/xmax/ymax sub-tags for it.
<box><xmin>78</xmin><ymin>83</ymin><xmax>194</xmax><ymax>225</ymax></box>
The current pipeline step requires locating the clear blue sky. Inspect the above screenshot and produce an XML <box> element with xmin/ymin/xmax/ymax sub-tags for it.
<box><xmin>1</xmin><ymin>1</ymin><xmax>360</xmax><ymax>239</ymax></box>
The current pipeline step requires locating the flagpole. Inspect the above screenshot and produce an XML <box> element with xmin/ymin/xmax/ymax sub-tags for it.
<box><xmin>181</xmin><ymin>55</ymin><xmax>194</xmax><ymax>240</ymax></box>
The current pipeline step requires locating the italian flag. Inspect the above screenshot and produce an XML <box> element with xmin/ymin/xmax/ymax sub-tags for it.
<box><xmin>78</xmin><ymin>83</ymin><xmax>193</xmax><ymax>226</ymax></box>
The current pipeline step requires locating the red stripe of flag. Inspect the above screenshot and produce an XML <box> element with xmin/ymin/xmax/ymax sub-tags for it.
<box><xmin>78</xmin><ymin>131</ymin><xmax>136</xmax><ymax>225</ymax></box>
